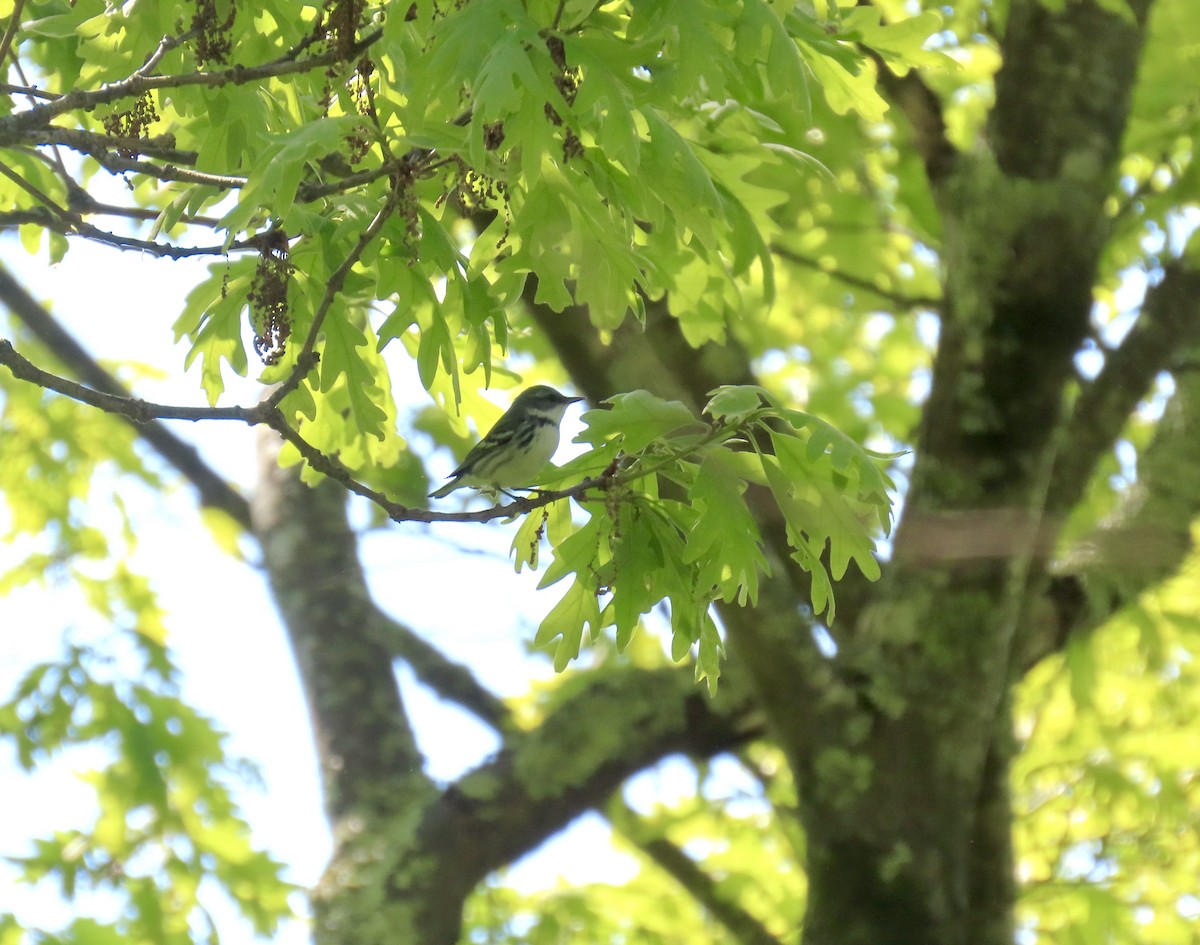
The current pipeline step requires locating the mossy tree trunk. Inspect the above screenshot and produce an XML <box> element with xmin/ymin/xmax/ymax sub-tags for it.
<box><xmin>245</xmin><ymin>0</ymin><xmax>1198</xmax><ymax>942</ymax></box>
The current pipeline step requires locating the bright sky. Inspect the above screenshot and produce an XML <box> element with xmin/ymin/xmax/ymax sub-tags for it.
<box><xmin>0</xmin><ymin>234</ymin><xmax>728</xmax><ymax>942</ymax></box>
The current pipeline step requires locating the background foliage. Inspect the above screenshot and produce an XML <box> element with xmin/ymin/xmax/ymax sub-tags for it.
<box><xmin>1</xmin><ymin>0</ymin><xmax>1198</xmax><ymax>943</ymax></box>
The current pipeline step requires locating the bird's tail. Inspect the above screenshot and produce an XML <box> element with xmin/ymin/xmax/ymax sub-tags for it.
<box><xmin>428</xmin><ymin>477</ymin><xmax>461</xmax><ymax>499</ymax></box>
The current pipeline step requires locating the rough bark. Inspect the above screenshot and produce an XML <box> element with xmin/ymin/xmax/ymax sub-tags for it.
<box><xmin>250</xmin><ymin>430</ymin><xmax>761</xmax><ymax>944</ymax></box>
<box><xmin>788</xmin><ymin>3</ymin><xmax>1158</xmax><ymax>942</ymax></box>
<box><xmin>8</xmin><ymin>0</ymin><xmax>1196</xmax><ymax>940</ymax></box>
<box><xmin>519</xmin><ymin>3</ymin><xmax>1192</xmax><ymax>944</ymax></box>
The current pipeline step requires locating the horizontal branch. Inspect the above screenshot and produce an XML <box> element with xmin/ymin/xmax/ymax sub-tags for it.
<box><xmin>0</xmin><ymin>339</ymin><xmax>256</xmax><ymax>421</ymax></box>
<box><xmin>0</xmin><ymin>207</ymin><xmax>56</xmax><ymax>226</ymax></box>
<box><xmin>92</xmin><ymin>149</ymin><xmax>248</xmax><ymax>190</ymax></box>
<box><xmin>0</xmin><ymin>336</ymin><xmax>617</xmax><ymax>525</ymax></box>
<box><xmin>11</xmin><ymin>211</ymin><xmax>272</xmax><ymax>258</ymax></box>
<box><xmin>0</xmin><ymin>28</ymin><xmax>384</xmax><ymax>140</ymax></box>
<box><xmin>0</xmin><ymin>82</ymin><xmax>58</xmax><ymax>100</ymax></box>
<box><xmin>70</xmin><ymin>198</ymin><xmax>222</xmax><ymax>229</ymax></box>
<box><xmin>294</xmin><ymin>158</ymin><xmax>414</xmax><ymax>204</ymax></box>
<box><xmin>33</xmin><ymin>128</ymin><xmax>426</xmax><ymax>206</ymax></box>
<box><xmin>25</xmin><ymin>127</ymin><xmax>198</xmax><ymax>164</ymax></box>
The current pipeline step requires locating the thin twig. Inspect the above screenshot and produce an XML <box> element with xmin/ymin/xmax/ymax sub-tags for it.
<box><xmin>551</xmin><ymin>0</ymin><xmax>568</xmax><ymax>29</ymax></box>
<box><xmin>0</xmin><ymin>157</ymin><xmax>74</xmax><ymax>224</ymax></box>
<box><xmin>11</xmin><ymin>59</ymin><xmax>73</xmax><ymax>185</ymax></box>
<box><xmin>26</xmin><ymin>213</ymin><xmax>276</xmax><ymax>259</ymax></box>
<box><xmin>265</xmin><ymin>180</ymin><xmax>403</xmax><ymax>409</ymax></box>
<box><xmin>0</xmin><ymin>0</ymin><xmax>26</xmax><ymax>72</ymax></box>
<box><xmin>772</xmin><ymin>242</ymin><xmax>941</xmax><ymax>310</ymax></box>
<box><xmin>0</xmin><ymin>83</ymin><xmax>57</xmax><ymax>100</ymax></box>
<box><xmin>91</xmin><ymin>150</ymin><xmax>247</xmax><ymax>190</ymax></box>
<box><xmin>71</xmin><ymin>199</ymin><xmax>223</xmax><ymax>228</ymax></box>
<box><xmin>279</xmin><ymin>26</ymin><xmax>329</xmax><ymax>63</ymax></box>
<box><xmin>134</xmin><ymin>30</ymin><xmax>198</xmax><ymax>78</ymax></box>
<box><xmin>0</xmin><ymin>335</ymin><xmax>615</xmax><ymax>525</ymax></box>
<box><xmin>295</xmin><ymin>157</ymin><xmax>414</xmax><ymax>203</ymax></box>
<box><xmin>0</xmin><ymin>27</ymin><xmax>384</xmax><ymax>138</ymax></box>
<box><xmin>0</xmin><ymin>340</ymin><xmax>258</xmax><ymax>422</ymax></box>
<box><xmin>355</xmin><ymin>53</ymin><xmax>396</xmax><ymax>165</ymax></box>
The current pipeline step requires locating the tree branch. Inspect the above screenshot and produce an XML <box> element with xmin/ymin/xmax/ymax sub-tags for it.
<box><xmin>403</xmin><ymin>665</ymin><xmax>763</xmax><ymax>943</ymax></box>
<box><xmin>0</xmin><ymin>207</ymin><xmax>56</xmax><ymax>227</ymax></box>
<box><xmin>0</xmin><ymin>203</ymin><xmax>276</xmax><ymax>257</ymax></box>
<box><xmin>24</xmin><ymin>127</ymin><xmax>199</xmax><ymax>164</ymax></box>
<box><xmin>0</xmin><ymin>339</ymin><xmax>252</xmax><ymax>422</ymax></box>
<box><xmin>264</xmin><ymin>181</ymin><xmax>403</xmax><ymax>409</ymax></box>
<box><xmin>0</xmin><ymin>266</ymin><xmax>252</xmax><ymax>527</ymax></box>
<box><xmin>0</xmin><ymin>334</ymin><xmax>620</xmax><ymax>525</ymax></box>
<box><xmin>65</xmin><ymin>197</ymin><xmax>222</xmax><ymax>229</ymax></box>
<box><xmin>608</xmin><ymin>796</ymin><xmax>787</xmax><ymax>945</ymax></box>
<box><xmin>134</xmin><ymin>29</ymin><xmax>199</xmax><ymax>78</ymax></box>
<box><xmin>88</xmin><ymin>150</ymin><xmax>248</xmax><ymax>190</ymax></box>
<box><xmin>0</xmin><ymin>157</ymin><xmax>74</xmax><ymax>224</ymax></box>
<box><xmin>367</xmin><ymin>606</ymin><xmax>514</xmax><ymax>732</ymax></box>
<box><xmin>0</xmin><ymin>0</ymin><xmax>26</xmax><ymax>71</ymax></box>
<box><xmin>873</xmin><ymin>66</ymin><xmax>957</xmax><ymax>182</ymax></box>
<box><xmin>0</xmin><ymin>28</ymin><xmax>384</xmax><ymax>140</ymax></box>
<box><xmin>0</xmin><ymin>83</ymin><xmax>57</xmax><ymax>100</ymax></box>
<box><xmin>253</xmin><ymin>434</ymin><xmax>432</xmax><ymax>822</ymax></box>
<box><xmin>772</xmin><ymin>242</ymin><xmax>941</xmax><ymax>310</ymax></box>
<box><xmin>1019</xmin><ymin>362</ymin><xmax>1200</xmax><ymax>670</ymax></box>
<box><xmin>856</xmin><ymin>1</ymin><xmax>957</xmax><ymax>182</ymax></box>
<box><xmin>65</xmin><ymin>219</ymin><xmax>272</xmax><ymax>258</ymax></box>
<box><xmin>1047</xmin><ymin>262</ymin><xmax>1200</xmax><ymax>514</ymax></box>
<box><xmin>295</xmin><ymin>158</ymin><xmax>416</xmax><ymax>204</ymax></box>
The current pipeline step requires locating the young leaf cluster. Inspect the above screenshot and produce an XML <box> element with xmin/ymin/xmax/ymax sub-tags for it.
<box><xmin>514</xmin><ymin>386</ymin><xmax>895</xmax><ymax>689</ymax></box>
<box><xmin>0</xmin><ymin>642</ymin><xmax>295</xmax><ymax>943</ymax></box>
<box><xmin>0</xmin><ymin>0</ymin><xmax>936</xmax><ymax>446</ymax></box>
<box><xmin>1013</xmin><ymin>563</ymin><xmax>1200</xmax><ymax>944</ymax></box>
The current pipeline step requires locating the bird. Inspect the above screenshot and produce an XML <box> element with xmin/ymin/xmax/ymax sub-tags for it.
<box><xmin>428</xmin><ymin>385</ymin><xmax>584</xmax><ymax>498</ymax></box>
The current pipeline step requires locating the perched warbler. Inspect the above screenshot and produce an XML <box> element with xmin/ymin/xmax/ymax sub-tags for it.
<box><xmin>428</xmin><ymin>385</ymin><xmax>584</xmax><ymax>498</ymax></box>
